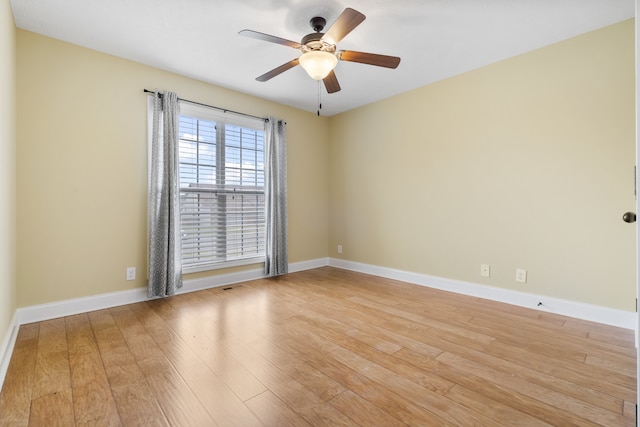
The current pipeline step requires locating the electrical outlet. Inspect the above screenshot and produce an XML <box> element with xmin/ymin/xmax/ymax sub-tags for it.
<box><xmin>126</xmin><ymin>267</ymin><xmax>136</xmax><ymax>281</ymax></box>
<box><xmin>515</xmin><ymin>268</ymin><xmax>527</xmax><ymax>283</ymax></box>
<box><xmin>480</xmin><ymin>264</ymin><xmax>490</xmax><ymax>277</ymax></box>
<box><xmin>337</xmin><ymin>244</ymin><xmax>343</xmax><ymax>254</ymax></box>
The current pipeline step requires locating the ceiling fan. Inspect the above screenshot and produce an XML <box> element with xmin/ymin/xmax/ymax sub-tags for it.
<box><xmin>239</xmin><ymin>7</ymin><xmax>401</xmax><ymax>94</ymax></box>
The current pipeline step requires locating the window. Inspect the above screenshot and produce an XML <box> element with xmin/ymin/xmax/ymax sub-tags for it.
<box><xmin>177</xmin><ymin>103</ymin><xmax>265</xmax><ymax>272</ymax></box>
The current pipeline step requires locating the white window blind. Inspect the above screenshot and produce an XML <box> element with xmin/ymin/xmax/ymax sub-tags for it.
<box><xmin>178</xmin><ymin>104</ymin><xmax>265</xmax><ymax>272</ymax></box>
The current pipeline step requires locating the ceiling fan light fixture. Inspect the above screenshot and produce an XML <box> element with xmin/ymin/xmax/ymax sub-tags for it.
<box><xmin>299</xmin><ymin>50</ymin><xmax>338</xmax><ymax>80</ymax></box>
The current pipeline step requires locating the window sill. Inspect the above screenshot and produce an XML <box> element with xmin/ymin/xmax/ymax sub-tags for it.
<box><xmin>182</xmin><ymin>256</ymin><xmax>266</xmax><ymax>274</ymax></box>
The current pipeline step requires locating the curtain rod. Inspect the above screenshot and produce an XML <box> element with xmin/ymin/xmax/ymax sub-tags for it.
<box><xmin>144</xmin><ymin>89</ymin><xmax>269</xmax><ymax>122</ymax></box>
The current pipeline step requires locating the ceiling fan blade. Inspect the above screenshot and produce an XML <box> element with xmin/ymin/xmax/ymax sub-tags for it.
<box><xmin>239</xmin><ymin>29</ymin><xmax>301</xmax><ymax>49</ymax></box>
<box><xmin>322</xmin><ymin>8</ymin><xmax>366</xmax><ymax>45</ymax></box>
<box><xmin>256</xmin><ymin>58</ymin><xmax>300</xmax><ymax>82</ymax></box>
<box><xmin>339</xmin><ymin>50</ymin><xmax>401</xmax><ymax>69</ymax></box>
<box><xmin>323</xmin><ymin>70</ymin><xmax>341</xmax><ymax>94</ymax></box>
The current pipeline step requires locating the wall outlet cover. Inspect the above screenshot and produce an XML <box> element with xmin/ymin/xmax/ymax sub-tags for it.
<box><xmin>480</xmin><ymin>264</ymin><xmax>490</xmax><ymax>277</ymax></box>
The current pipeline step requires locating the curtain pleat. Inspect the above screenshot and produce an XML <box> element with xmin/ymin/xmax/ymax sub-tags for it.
<box><xmin>264</xmin><ymin>118</ymin><xmax>288</xmax><ymax>276</ymax></box>
<box><xmin>148</xmin><ymin>91</ymin><xmax>183</xmax><ymax>297</ymax></box>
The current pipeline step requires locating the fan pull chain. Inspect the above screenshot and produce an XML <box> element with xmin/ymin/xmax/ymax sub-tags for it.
<box><xmin>317</xmin><ymin>80</ymin><xmax>322</xmax><ymax>117</ymax></box>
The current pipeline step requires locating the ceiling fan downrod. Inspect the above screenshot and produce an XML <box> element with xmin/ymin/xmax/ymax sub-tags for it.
<box><xmin>310</xmin><ymin>16</ymin><xmax>326</xmax><ymax>32</ymax></box>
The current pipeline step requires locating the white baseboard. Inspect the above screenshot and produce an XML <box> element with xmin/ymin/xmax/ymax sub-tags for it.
<box><xmin>179</xmin><ymin>267</ymin><xmax>266</xmax><ymax>294</ymax></box>
<box><xmin>289</xmin><ymin>257</ymin><xmax>330</xmax><ymax>273</ymax></box>
<box><xmin>180</xmin><ymin>258</ymin><xmax>330</xmax><ymax>292</ymax></box>
<box><xmin>329</xmin><ymin>258</ymin><xmax>636</xmax><ymax>330</ymax></box>
<box><xmin>2</xmin><ymin>256</ymin><xmax>634</xmax><ymax>393</ymax></box>
<box><xmin>12</xmin><ymin>256</ymin><xmax>632</xmax><ymax>330</ymax></box>
<box><xmin>14</xmin><ymin>288</ymin><xmax>149</xmax><ymax>326</ymax></box>
<box><xmin>9</xmin><ymin>258</ymin><xmax>329</xmax><ymax>323</ymax></box>
<box><xmin>0</xmin><ymin>313</ymin><xmax>19</xmax><ymax>391</ymax></box>
<box><xmin>0</xmin><ymin>257</ymin><xmax>330</xmax><ymax>392</ymax></box>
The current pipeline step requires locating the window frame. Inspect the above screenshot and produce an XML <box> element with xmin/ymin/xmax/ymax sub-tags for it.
<box><xmin>168</xmin><ymin>102</ymin><xmax>267</xmax><ymax>273</ymax></box>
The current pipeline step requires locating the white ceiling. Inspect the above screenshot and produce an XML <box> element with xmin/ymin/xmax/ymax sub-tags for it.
<box><xmin>10</xmin><ymin>0</ymin><xmax>635</xmax><ymax>116</ymax></box>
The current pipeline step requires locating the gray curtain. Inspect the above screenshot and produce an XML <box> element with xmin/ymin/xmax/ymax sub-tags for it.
<box><xmin>148</xmin><ymin>91</ymin><xmax>183</xmax><ymax>297</ymax></box>
<box><xmin>264</xmin><ymin>118</ymin><xmax>288</xmax><ymax>276</ymax></box>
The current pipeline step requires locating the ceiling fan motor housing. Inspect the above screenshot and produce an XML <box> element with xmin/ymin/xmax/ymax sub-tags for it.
<box><xmin>302</xmin><ymin>17</ymin><xmax>335</xmax><ymax>52</ymax></box>
<box><xmin>302</xmin><ymin>32</ymin><xmax>335</xmax><ymax>52</ymax></box>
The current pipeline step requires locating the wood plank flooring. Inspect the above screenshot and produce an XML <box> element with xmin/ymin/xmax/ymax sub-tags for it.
<box><xmin>0</xmin><ymin>267</ymin><xmax>636</xmax><ymax>426</ymax></box>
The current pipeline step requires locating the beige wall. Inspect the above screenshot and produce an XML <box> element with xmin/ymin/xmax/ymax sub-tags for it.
<box><xmin>329</xmin><ymin>20</ymin><xmax>636</xmax><ymax>311</ymax></box>
<box><xmin>16</xmin><ymin>30</ymin><xmax>329</xmax><ymax>307</ymax></box>
<box><xmin>14</xmin><ymin>19</ymin><xmax>636</xmax><ymax>313</ymax></box>
<box><xmin>0</xmin><ymin>0</ymin><xmax>16</xmax><ymax>341</ymax></box>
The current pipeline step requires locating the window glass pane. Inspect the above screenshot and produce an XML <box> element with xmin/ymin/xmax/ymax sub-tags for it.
<box><xmin>197</xmin><ymin>142</ymin><xmax>216</xmax><ymax>167</ymax></box>
<box><xmin>179</xmin><ymin>163</ymin><xmax>198</xmax><ymax>188</ymax></box>
<box><xmin>226</xmin><ymin>146</ymin><xmax>240</xmax><ymax>164</ymax></box>
<box><xmin>197</xmin><ymin>121</ymin><xmax>216</xmax><ymax>143</ymax></box>
<box><xmin>226</xmin><ymin>124</ymin><xmax>242</xmax><ymax>147</ymax></box>
<box><xmin>179</xmin><ymin>116</ymin><xmax>198</xmax><ymax>140</ymax></box>
<box><xmin>179</xmin><ymin>139</ymin><xmax>197</xmax><ymax>161</ymax></box>
<box><xmin>195</xmin><ymin>165</ymin><xmax>216</xmax><ymax>186</ymax></box>
<box><xmin>242</xmin><ymin>148</ymin><xmax>257</xmax><ymax>168</ymax></box>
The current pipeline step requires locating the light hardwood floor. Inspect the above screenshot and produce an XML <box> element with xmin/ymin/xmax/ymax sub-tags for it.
<box><xmin>0</xmin><ymin>267</ymin><xmax>636</xmax><ymax>426</ymax></box>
